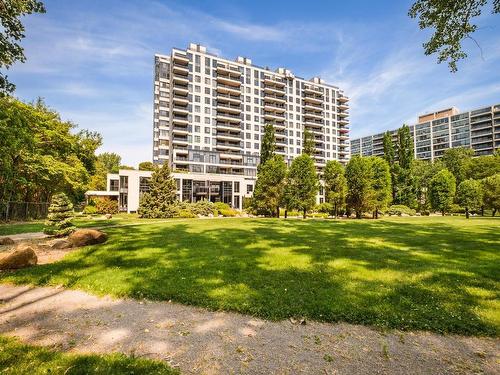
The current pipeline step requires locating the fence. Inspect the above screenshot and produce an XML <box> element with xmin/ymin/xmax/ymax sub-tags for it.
<box><xmin>0</xmin><ymin>201</ymin><xmax>50</xmax><ymax>222</ymax></box>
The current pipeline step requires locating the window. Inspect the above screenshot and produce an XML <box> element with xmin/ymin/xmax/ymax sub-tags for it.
<box><xmin>247</xmin><ymin>184</ymin><xmax>254</xmax><ymax>193</ymax></box>
<box><xmin>110</xmin><ymin>179</ymin><xmax>119</xmax><ymax>191</ymax></box>
<box><xmin>234</xmin><ymin>181</ymin><xmax>240</xmax><ymax>193</ymax></box>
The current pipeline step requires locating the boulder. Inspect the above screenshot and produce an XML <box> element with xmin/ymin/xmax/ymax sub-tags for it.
<box><xmin>48</xmin><ymin>239</ymin><xmax>73</xmax><ymax>250</ymax></box>
<box><xmin>0</xmin><ymin>244</ymin><xmax>38</xmax><ymax>269</ymax></box>
<box><xmin>105</xmin><ymin>214</ymin><xmax>113</xmax><ymax>219</ymax></box>
<box><xmin>0</xmin><ymin>237</ymin><xmax>15</xmax><ymax>246</ymax></box>
<box><xmin>68</xmin><ymin>229</ymin><xmax>107</xmax><ymax>247</ymax></box>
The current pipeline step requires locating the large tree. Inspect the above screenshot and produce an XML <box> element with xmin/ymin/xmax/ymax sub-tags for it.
<box><xmin>0</xmin><ymin>0</ymin><xmax>46</xmax><ymax>94</ymax></box>
<box><xmin>251</xmin><ymin>155</ymin><xmax>287</xmax><ymax>217</ymax></box>
<box><xmin>382</xmin><ymin>131</ymin><xmax>397</xmax><ymax>200</ymax></box>
<box><xmin>456</xmin><ymin>179</ymin><xmax>483</xmax><ymax>218</ymax></box>
<box><xmin>286</xmin><ymin>154</ymin><xmax>319</xmax><ymax>219</ymax></box>
<box><xmin>409</xmin><ymin>0</ymin><xmax>500</xmax><ymax>72</ymax></box>
<box><xmin>411</xmin><ymin>159</ymin><xmax>444</xmax><ymax>212</ymax></box>
<box><xmin>137</xmin><ymin>164</ymin><xmax>177</xmax><ymax>218</ymax></box>
<box><xmin>98</xmin><ymin>152</ymin><xmax>121</xmax><ymax>173</ymax></box>
<box><xmin>369</xmin><ymin>157</ymin><xmax>392</xmax><ymax>219</ymax></box>
<box><xmin>394</xmin><ymin>125</ymin><xmax>416</xmax><ymax>207</ymax></box>
<box><xmin>442</xmin><ymin>147</ymin><xmax>474</xmax><ymax>186</ymax></box>
<box><xmin>345</xmin><ymin>155</ymin><xmax>374</xmax><ymax>219</ymax></box>
<box><xmin>138</xmin><ymin>161</ymin><xmax>155</xmax><ymax>171</ymax></box>
<box><xmin>467</xmin><ymin>154</ymin><xmax>500</xmax><ymax>180</ymax></box>
<box><xmin>259</xmin><ymin>124</ymin><xmax>276</xmax><ymax>168</ymax></box>
<box><xmin>429</xmin><ymin>169</ymin><xmax>456</xmax><ymax>215</ymax></box>
<box><xmin>482</xmin><ymin>173</ymin><xmax>500</xmax><ymax>216</ymax></box>
<box><xmin>323</xmin><ymin>160</ymin><xmax>347</xmax><ymax>218</ymax></box>
<box><xmin>302</xmin><ymin>127</ymin><xmax>316</xmax><ymax>156</ymax></box>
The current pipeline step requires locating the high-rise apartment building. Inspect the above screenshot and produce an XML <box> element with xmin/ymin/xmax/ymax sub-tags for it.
<box><xmin>153</xmin><ymin>43</ymin><xmax>350</xmax><ymax>176</ymax></box>
<box><xmin>351</xmin><ymin>104</ymin><xmax>500</xmax><ymax>160</ymax></box>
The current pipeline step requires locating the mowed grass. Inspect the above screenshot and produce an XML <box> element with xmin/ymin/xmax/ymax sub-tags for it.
<box><xmin>0</xmin><ymin>336</ymin><xmax>178</xmax><ymax>374</ymax></box>
<box><xmin>1</xmin><ymin>216</ymin><xmax>499</xmax><ymax>336</ymax></box>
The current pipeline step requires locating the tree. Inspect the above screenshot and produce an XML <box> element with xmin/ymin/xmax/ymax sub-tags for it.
<box><xmin>119</xmin><ymin>165</ymin><xmax>135</xmax><ymax>170</ymax></box>
<box><xmin>369</xmin><ymin>157</ymin><xmax>392</xmax><ymax>219</ymax></box>
<box><xmin>302</xmin><ymin>127</ymin><xmax>316</xmax><ymax>156</ymax></box>
<box><xmin>382</xmin><ymin>131</ymin><xmax>397</xmax><ymax>200</ymax></box>
<box><xmin>411</xmin><ymin>159</ymin><xmax>444</xmax><ymax>212</ymax></box>
<box><xmin>139</xmin><ymin>161</ymin><xmax>155</xmax><ymax>171</ymax></box>
<box><xmin>251</xmin><ymin>155</ymin><xmax>287</xmax><ymax>217</ymax></box>
<box><xmin>409</xmin><ymin>0</ymin><xmax>500</xmax><ymax>72</ymax></box>
<box><xmin>394</xmin><ymin>125</ymin><xmax>416</xmax><ymax>207</ymax></box>
<box><xmin>467</xmin><ymin>154</ymin><xmax>500</xmax><ymax>180</ymax></box>
<box><xmin>286</xmin><ymin>154</ymin><xmax>319</xmax><ymax>219</ymax></box>
<box><xmin>43</xmin><ymin>192</ymin><xmax>75</xmax><ymax>236</ymax></box>
<box><xmin>345</xmin><ymin>156</ymin><xmax>375</xmax><ymax>219</ymax></box>
<box><xmin>259</xmin><ymin>124</ymin><xmax>276</xmax><ymax>168</ymax></box>
<box><xmin>323</xmin><ymin>160</ymin><xmax>347</xmax><ymax>218</ymax></box>
<box><xmin>482</xmin><ymin>174</ymin><xmax>500</xmax><ymax>216</ymax></box>
<box><xmin>1</xmin><ymin>0</ymin><xmax>46</xmax><ymax>94</ymax></box>
<box><xmin>429</xmin><ymin>169</ymin><xmax>456</xmax><ymax>215</ymax></box>
<box><xmin>456</xmin><ymin>179</ymin><xmax>483</xmax><ymax>218</ymax></box>
<box><xmin>138</xmin><ymin>164</ymin><xmax>177</xmax><ymax>218</ymax></box>
<box><xmin>442</xmin><ymin>147</ymin><xmax>474</xmax><ymax>186</ymax></box>
<box><xmin>98</xmin><ymin>152</ymin><xmax>121</xmax><ymax>173</ymax></box>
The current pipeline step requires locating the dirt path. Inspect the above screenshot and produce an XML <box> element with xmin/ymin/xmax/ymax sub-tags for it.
<box><xmin>0</xmin><ymin>284</ymin><xmax>498</xmax><ymax>375</ymax></box>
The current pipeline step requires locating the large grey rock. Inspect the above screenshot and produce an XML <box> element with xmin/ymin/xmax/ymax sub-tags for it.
<box><xmin>0</xmin><ymin>244</ymin><xmax>38</xmax><ymax>269</ymax></box>
<box><xmin>48</xmin><ymin>239</ymin><xmax>73</xmax><ymax>249</ymax></box>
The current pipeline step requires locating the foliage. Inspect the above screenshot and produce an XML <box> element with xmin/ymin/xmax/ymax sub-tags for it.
<box><xmin>4</xmin><ymin>217</ymin><xmax>499</xmax><ymax>336</ymax></box>
<box><xmin>369</xmin><ymin>157</ymin><xmax>392</xmax><ymax>218</ymax></box>
<box><xmin>467</xmin><ymin>153</ymin><xmax>500</xmax><ymax>180</ymax></box>
<box><xmin>214</xmin><ymin>202</ymin><xmax>238</xmax><ymax>217</ymax></box>
<box><xmin>411</xmin><ymin>159</ymin><xmax>444</xmax><ymax>212</ymax></box>
<box><xmin>119</xmin><ymin>165</ymin><xmax>135</xmax><ymax>170</ymax></box>
<box><xmin>138</xmin><ymin>161</ymin><xmax>155</xmax><ymax>171</ymax></box>
<box><xmin>345</xmin><ymin>155</ymin><xmax>374</xmax><ymax>218</ymax></box>
<box><xmin>394</xmin><ymin>125</ymin><xmax>416</xmax><ymax>207</ymax></box>
<box><xmin>0</xmin><ymin>97</ymin><xmax>101</xmax><ymax>204</ymax></box>
<box><xmin>98</xmin><ymin>152</ymin><xmax>121</xmax><ymax>173</ymax></box>
<box><xmin>442</xmin><ymin>147</ymin><xmax>474</xmax><ymax>186</ymax></box>
<box><xmin>94</xmin><ymin>197</ymin><xmax>118</xmax><ymax>215</ymax></box>
<box><xmin>43</xmin><ymin>192</ymin><xmax>75</xmax><ymax>236</ymax></box>
<box><xmin>302</xmin><ymin>127</ymin><xmax>316</xmax><ymax>156</ymax></box>
<box><xmin>82</xmin><ymin>205</ymin><xmax>98</xmax><ymax>215</ymax></box>
<box><xmin>259</xmin><ymin>123</ymin><xmax>276</xmax><ymax>168</ymax></box>
<box><xmin>323</xmin><ymin>160</ymin><xmax>347</xmax><ymax>217</ymax></box>
<box><xmin>0</xmin><ymin>0</ymin><xmax>46</xmax><ymax>94</ymax></box>
<box><xmin>316</xmin><ymin>202</ymin><xmax>333</xmax><ymax>215</ymax></box>
<box><xmin>286</xmin><ymin>154</ymin><xmax>319</xmax><ymax>218</ymax></box>
<box><xmin>252</xmin><ymin>155</ymin><xmax>287</xmax><ymax>217</ymax></box>
<box><xmin>456</xmin><ymin>179</ymin><xmax>483</xmax><ymax>218</ymax></box>
<box><xmin>382</xmin><ymin>131</ymin><xmax>397</xmax><ymax>200</ymax></box>
<box><xmin>0</xmin><ymin>336</ymin><xmax>178</xmax><ymax>375</ymax></box>
<box><xmin>386</xmin><ymin>205</ymin><xmax>417</xmax><ymax>216</ymax></box>
<box><xmin>429</xmin><ymin>169</ymin><xmax>456</xmax><ymax>215</ymax></box>
<box><xmin>189</xmin><ymin>200</ymin><xmax>217</xmax><ymax>216</ymax></box>
<box><xmin>138</xmin><ymin>164</ymin><xmax>177</xmax><ymax>218</ymax></box>
<box><xmin>409</xmin><ymin>0</ymin><xmax>500</xmax><ymax>72</ymax></box>
<box><xmin>482</xmin><ymin>173</ymin><xmax>500</xmax><ymax>216</ymax></box>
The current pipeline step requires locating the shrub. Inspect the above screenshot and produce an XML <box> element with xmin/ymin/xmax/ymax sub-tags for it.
<box><xmin>214</xmin><ymin>202</ymin><xmax>238</xmax><ymax>217</ymax></box>
<box><xmin>387</xmin><ymin>205</ymin><xmax>416</xmax><ymax>216</ymax></box>
<box><xmin>44</xmin><ymin>193</ymin><xmax>75</xmax><ymax>236</ymax></box>
<box><xmin>177</xmin><ymin>209</ymin><xmax>197</xmax><ymax>218</ymax></box>
<box><xmin>94</xmin><ymin>197</ymin><xmax>119</xmax><ymax>214</ymax></box>
<box><xmin>190</xmin><ymin>200</ymin><xmax>217</xmax><ymax>216</ymax></box>
<box><xmin>83</xmin><ymin>205</ymin><xmax>98</xmax><ymax>215</ymax></box>
<box><xmin>316</xmin><ymin>202</ymin><xmax>333</xmax><ymax>215</ymax></box>
<box><xmin>449</xmin><ymin>204</ymin><xmax>465</xmax><ymax>214</ymax></box>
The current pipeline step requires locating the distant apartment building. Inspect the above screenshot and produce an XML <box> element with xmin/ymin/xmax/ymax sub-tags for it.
<box><xmin>87</xmin><ymin>43</ymin><xmax>349</xmax><ymax>212</ymax></box>
<box><xmin>350</xmin><ymin>104</ymin><xmax>500</xmax><ymax>160</ymax></box>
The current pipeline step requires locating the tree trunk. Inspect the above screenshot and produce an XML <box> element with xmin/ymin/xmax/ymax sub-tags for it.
<box><xmin>493</xmin><ymin>208</ymin><xmax>497</xmax><ymax>217</ymax></box>
<box><xmin>276</xmin><ymin>206</ymin><xmax>280</xmax><ymax>218</ymax></box>
<box><xmin>481</xmin><ymin>206</ymin><xmax>484</xmax><ymax>216</ymax></box>
<box><xmin>334</xmin><ymin>203</ymin><xmax>338</xmax><ymax>219</ymax></box>
<box><xmin>356</xmin><ymin>211</ymin><xmax>361</xmax><ymax>219</ymax></box>
<box><xmin>441</xmin><ymin>209</ymin><xmax>445</xmax><ymax>216</ymax></box>
<box><xmin>375</xmin><ymin>209</ymin><xmax>379</xmax><ymax>219</ymax></box>
<box><xmin>465</xmin><ymin>207</ymin><xmax>469</xmax><ymax>219</ymax></box>
<box><xmin>284</xmin><ymin>209</ymin><xmax>288</xmax><ymax>219</ymax></box>
<box><xmin>303</xmin><ymin>208</ymin><xmax>306</xmax><ymax>219</ymax></box>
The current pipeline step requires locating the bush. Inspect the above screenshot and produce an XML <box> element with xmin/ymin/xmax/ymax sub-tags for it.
<box><xmin>190</xmin><ymin>200</ymin><xmax>217</xmax><ymax>216</ymax></box>
<box><xmin>214</xmin><ymin>202</ymin><xmax>238</xmax><ymax>217</ymax></box>
<box><xmin>387</xmin><ymin>205</ymin><xmax>416</xmax><ymax>216</ymax></box>
<box><xmin>316</xmin><ymin>202</ymin><xmax>333</xmax><ymax>215</ymax></box>
<box><xmin>83</xmin><ymin>205</ymin><xmax>98</xmax><ymax>215</ymax></box>
<box><xmin>449</xmin><ymin>204</ymin><xmax>465</xmax><ymax>214</ymax></box>
<box><xmin>94</xmin><ymin>197</ymin><xmax>119</xmax><ymax>214</ymax></box>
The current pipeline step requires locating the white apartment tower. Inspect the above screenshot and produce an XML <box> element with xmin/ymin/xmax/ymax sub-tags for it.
<box><xmin>153</xmin><ymin>43</ymin><xmax>350</xmax><ymax>178</ymax></box>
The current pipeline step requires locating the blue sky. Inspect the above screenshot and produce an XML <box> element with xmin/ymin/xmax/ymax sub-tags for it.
<box><xmin>10</xmin><ymin>0</ymin><xmax>500</xmax><ymax>166</ymax></box>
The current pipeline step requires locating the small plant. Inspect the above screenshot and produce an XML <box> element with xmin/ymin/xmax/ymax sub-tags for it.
<box><xmin>44</xmin><ymin>193</ymin><xmax>75</xmax><ymax>237</ymax></box>
<box><xmin>83</xmin><ymin>205</ymin><xmax>98</xmax><ymax>215</ymax></box>
<box><xmin>94</xmin><ymin>197</ymin><xmax>119</xmax><ymax>214</ymax></box>
<box><xmin>323</xmin><ymin>354</ymin><xmax>333</xmax><ymax>363</ymax></box>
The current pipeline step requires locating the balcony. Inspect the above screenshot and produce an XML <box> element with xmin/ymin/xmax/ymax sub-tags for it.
<box><xmin>172</xmin><ymin>126</ymin><xmax>189</xmax><ymax>135</ymax></box>
<box><xmin>263</xmin><ymin>76</ymin><xmax>286</xmax><ymax>88</ymax></box>
<box><xmin>337</xmin><ymin>102</ymin><xmax>349</xmax><ymax>110</ymax></box>
<box><xmin>216</xmin><ymin>132</ymin><xmax>242</xmax><ymax>141</ymax></box>
<box><xmin>173</xmin><ymin>53</ymin><xmax>189</xmax><ymax>64</ymax></box>
<box><xmin>264</xmin><ymin>112</ymin><xmax>285</xmax><ymax>121</ymax></box>
<box><xmin>303</xmin><ymin>111</ymin><xmax>323</xmax><ymax>120</ymax></box>
<box><xmin>263</xmin><ymin>86</ymin><xmax>286</xmax><ymax>96</ymax></box>
<box><xmin>217</xmin><ymin>83</ymin><xmax>241</xmax><ymax>95</ymax></box>
<box><xmin>303</xmin><ymin>94</ymin><xmax>323</xmax><ymax>104</ymax></box>
<box><xmin>216</xmin><ymin>141</ymin><xmax>242</xmax><ymax>151</ymax></box>
<box><xmin>304</xmin><ymin>103</ymin><xmax>323</xmax><ymax>112</ymax></box>
<box><xmin>172</xmin><ymin>105</ymin><xmax>189</xmax><ymax>115</ymax></box>
<box><xmin>304</xmin><ymin>86</ymin><xmax>323</xmax><ymax>95</ymax></box>
<box><xmin>216</xmin><ymin>64</ymin><xmax>241</xmax><ymax>76</ymax></box>
<box><xmin>172</xmin><ymin>115</ymin><xmax>188</xmax><ymax>125</ymax></box>
<box><xmin>217</xmin><ymin>74</ymin><xmax>241</xmax><ymax>87</ymax></box>
<box><xmin>172</xmin><ymin>75</ymin><xmax>189</xmax><ymax>85</ymax></box>
<box><xmin>338</xmin><ymin>111</ymin><xmax>349</xmax><ymax>118</ymax></box>
<box><xmin>217</xmin><ymin>92</ymin><xmax>241</xmax><ymax>103</ymax></box>
<box><xmin>338</xmin><ymin>118</ymin><xmax>348</xmax><ymax>125</ymax></box>
<box><xmin>263</xmin><ymin>94</ymin><xmax>286</xmax><ymax>103</ymax></box>
<box><xmin>217</xmin><ymin>102</ymin><xmax>242</xmax><ymax>114</ymax></box>
<box><xmin>264</xmin><ymin>102</ymin><xmax>286</xmax><ymax>112</ymax></box>
<box><xmin>172</xmin><ymin>136</ymin><xmax>189</xmax><ymax>145</ymax></box>
<box><xmin>173</xmin><ymin>85</ymin><xmax>189</xmax><ymax>95</ymax></box>
<box><xmin>172</xmin><ymin>63</ymin><xmax>189</xmax><ymax>75</ymax></box>
<box><xmin>217</xmin><ymin>122</ymin><xmax>242</xmax><ymax>131</ymax></box>
<box><xmin>338</xmin><ymin>95</ymin><xmax>349</xmax><ymax>103</ymax></box>
<box><xmin>216</xmin><ymin>112</ymin><xmax>242</xmax><ymax>123</ymax></box>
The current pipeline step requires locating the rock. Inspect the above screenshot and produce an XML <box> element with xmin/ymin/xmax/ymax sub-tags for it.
<box><xmin>105</xmin><ymin>214</ymin><xmax>113</xmax><ymax>219</ymax></box>
<box><xmin>48</xmin><ymin>239</ymin><xmax>73</xmax><ymax>250</ymax></box>
<box><xmin>0</xmin><ymin>244</ymin><xmax>38</xmax><ymax>269</ymax></box>
<box><xmin>0</xmin><ymin>237</ymin><xmax>15</xmax><ymax>246</ymax></box>
<box><xmin>68</xmin><ymin>229</ymin><xmax>107</xmax><ymax>247</ymax></box>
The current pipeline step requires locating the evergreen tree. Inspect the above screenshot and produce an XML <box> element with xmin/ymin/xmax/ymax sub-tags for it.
<box><xmin>259</xmin><ymin>124</ymin><xmax>276</xmax><ymax>168</ymax></box>
<box><xmin>138</xmin><ymin>164</ymin><xmax>178</xmax><ymax>218</ymax></box>
<box><xmin>302</xmin><ymin>127</ymin><xmax>316</xmax><ymax>156</ymax></box>
<box><xmin>369</xmin><ymin>157</ymin><xmax>392</xmax><ymax>218</ymax></box>
<box><xmin>323</xmin><ymin>160</ymin><xmax>347</xmax><ymax>218</ymax></box>
<box><xmin>287</xmin><ymin>154</ymin><xmax>319</xmax><ymax>219</ymax></box>
<box><xmin>395</xmin><ymin>124</ymin><xmax>416</xmax><ymax>207</ymax></box>
<box><xmin>44</xmin><ymin>192</ymin><xmax>75</xmax><ymax>236</ymax></box>
<box><xmin>429</xmin><ymin>169</ymin><xmax>456</xmax><ymax>216</ymax></box>
<box><xmin>456</xmin><ymin>179</ymin><xmax>483</xmax><ymax>219</ymax></box>
<box><xmin>345</xmin><ymin>156</ymin><xmax>375</xmax><ymax>219</ymax></box>
<box><xmin>482</xmin><ymin>174</ymin><xmax>500</xmax><ymax>216</ymax></box>
<box><xmin>251</xmin><ymin>155</ymin><xmax>287</xmax><ymax>217</ymax></box>
<box><xmin>382</xmin><ymin>131</ymin><xmax>397</xmax><ymax>200</ymax></box>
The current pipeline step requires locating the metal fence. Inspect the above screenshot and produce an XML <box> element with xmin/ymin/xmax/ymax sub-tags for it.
<box><xmin>0</xmin><ymin>201</ymin><xmax>50</xmax><ymax>222</ymax></box>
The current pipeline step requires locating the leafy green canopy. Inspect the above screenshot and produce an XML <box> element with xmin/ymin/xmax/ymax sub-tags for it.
<box><xmin>286</xmin><ymin>154</ymin><xmax>319</xmax><ymax>218</ymax></box>
<box><xmin>0</xmin><ymin>97</ymin><xmax>102</xmax><ymax>204</ymax></box>
<box><xmin>429</xmin><ymin>169</ymin><xmax>456</xmax><ymax>215</ymax></box>
<box><xmin>251</xmin><ymin>155</ymin><xmax>287</xmax><ymax>217</ymax></box>
<box><xmin>345</xmin><ymin>155</ymin><xmax>375</xmax><ymax>218</ymax></box>
<box><xmin>323</xmin><ymin>160</ymin><xmax>347</xmax><ymax>217</ymax></box>
<box><xmin>259</xmin><ymin>124</ymin><xmax>276</xmax><ymax>168</ymax></box>
<box><xmin>456</xmin><ymin>179</ymin><xmax>483</xmax><ymax>218</ymax></box>
<box><xmin>482</xmin><ymin>173</ymin><xmax>500</xmax><ymax>216</ymax></box>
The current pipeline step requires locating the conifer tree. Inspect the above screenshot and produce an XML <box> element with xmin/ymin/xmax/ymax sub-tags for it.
<box><xmin>44</xmin><ymin>192</ymin><xmax>75</xmax><ymax>236</ymax></box>
<box><xmin>259</xmin><ymin>124</ymin><xmax>276</xmax><ymax>169</ymax></box>
<box><xmin>138</xmin><ymin>164</ymin><xmax>178</xmax><ymax>218</ymax></box>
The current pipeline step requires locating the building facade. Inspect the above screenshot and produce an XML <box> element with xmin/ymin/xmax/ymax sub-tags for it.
<box><xmin>351</xmin><ymin>104</ymin><xmax>500</xmax><ymax>160</ymax></box>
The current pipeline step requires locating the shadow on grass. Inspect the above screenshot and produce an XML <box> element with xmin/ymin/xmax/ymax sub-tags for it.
<box><xmin>1</xmin><ymin>218</ymin><xmax>499</xmax><ymax>336</ymax></box>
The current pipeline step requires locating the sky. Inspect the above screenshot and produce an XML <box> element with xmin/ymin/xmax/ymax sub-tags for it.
<box><xmin>9</xmin><ymin>0</ymin><xmax>500</xmax><ymax>166</ymax></box>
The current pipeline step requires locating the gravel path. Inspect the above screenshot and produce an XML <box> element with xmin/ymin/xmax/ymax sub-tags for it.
<box><xmin>0</xmin><ymin>284</ymin><xmax>498</xmax><ymax>374</ymax></box>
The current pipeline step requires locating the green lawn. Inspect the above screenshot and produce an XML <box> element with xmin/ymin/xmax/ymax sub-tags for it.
<box><xmin>0</xmin><ymin>336</ymin><xmax>178</xmax><ymax>374</ymax></box>
<box><xmin>1</xmin><ymin>216</ymin><xmax>499</xmax><ymax>336</ymax></box>
<box><xmin>0</xmin><ymin>221</ymin><xmax>45</xmax><ymax>236</ymax></box>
